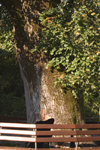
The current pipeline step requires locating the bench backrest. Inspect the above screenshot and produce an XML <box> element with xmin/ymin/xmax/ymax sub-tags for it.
<box><xmin>0</xmin><ymin>123</ymin><xmax>100</xmax><ymax>143</ymax></box>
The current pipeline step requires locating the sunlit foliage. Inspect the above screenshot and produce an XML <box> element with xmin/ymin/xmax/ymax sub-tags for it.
<box><xmin>33</xmin><ymin>0</ymin><xmax>100</xmax><ymax>99</ymax></box>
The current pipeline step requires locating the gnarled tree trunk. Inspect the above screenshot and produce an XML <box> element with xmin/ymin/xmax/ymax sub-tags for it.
<box><xmin>0</xmin><ymin>0</ymin><xmax>85</xmax><ymax>124</ymax></box>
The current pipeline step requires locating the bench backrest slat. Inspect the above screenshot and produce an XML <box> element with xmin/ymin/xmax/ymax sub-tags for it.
<box><xmin>36</xmin><ymin>137</ymin><xmax>77</xmax><ymax>142</ymax></box>
<box><xmin>1</xmin><ymin>135</ymin><xmax>100</xmax><ymax>143</ymax></box>
<box><xmin>36</xmin><ymin>136</ymin><xmax>100</xmax><ymax>142</ymax></box>
<box><xmin>77</xmin><ymin>136</ymin><xmax>100</xmax><ymax>142</ymax></box>
<box><xmin>36</xmin><ymin>130</ymin><xmax>100</xmax><ymax>136</ymax></box>
<box><xmin>1</xmin><ymin>123</ymin><xmax>100</xmax><ymax>129</ymax></box>
<box><xmin>0</xmin><ymin>122</ymin><xmax>36</xmax><ymax>129</ymax></box>
<box><xmin>0</xmin><ymin>136</ymin><xmax>35</xmax><ymax>142</ymax></box>
<box><xmin>0</xmin><ymin>122</ymin><xmax>100</xmax><ymax>144</ymax></box>
<box><xmin>36</xmin><ymin>124</ymin><xmax>100</xmax><ymax>129</ymax></box>
<box><xmin>1</xmin><ymin>129</ymin><xmax>100</xmax><ymax>136</ymax></box>
<box><xmin>0</xmin><ymin>129</ymin><xmax>36</xmax><ymax>136</ymax></box>
<box><xmin>75</xmin><ymin>124</ymin><xmax>100</xmax><ymax>129</ymax></box>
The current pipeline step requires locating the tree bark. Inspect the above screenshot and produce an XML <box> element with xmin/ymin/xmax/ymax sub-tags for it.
<box><xmin>0</xmin><ymin>0</ymin><xmax>85</xmax><ymax>124</ymax></box>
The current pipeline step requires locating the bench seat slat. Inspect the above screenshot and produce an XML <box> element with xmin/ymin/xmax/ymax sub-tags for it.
<box><xmin>0</xmin><ymin>136</ymin><xmax>35</xmax><ymax>142</ymax></box>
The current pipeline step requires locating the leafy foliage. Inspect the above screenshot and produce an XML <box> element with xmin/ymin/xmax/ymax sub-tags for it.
<box><xmin>0</xmin><ymin>49</ymin><xmax>26</xmax><ymax>117</ymax></box>
<box><xmin>33</xmin><ymin>0</ymin><xmax>100</xmax><ymax>98</ymax></box>
<box><xmin>0</xmin><ymin>5</ymin><xmax>14</xmax><ymax>52</ymax></box>
<box><xmin>0</xmin><ymin>5</ymin><xmax>26</xmax><ymax>117</ymax></box>
<box><xmin>84</xmin><ymin>94</ymin><xmax>99</xmax><ymax>119</ymax></box>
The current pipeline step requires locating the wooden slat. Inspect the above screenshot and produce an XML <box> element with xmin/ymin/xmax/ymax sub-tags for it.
<box><xmin>0</xmin><ymin>136</ymin><xmax>35</xmax><ymax>142</ymax></box>
<box><xmin>0</xmin><ymin>136</ymin><xmax>77</xmax><ymax>143</ymax></box>
<box><xmin>0</xmin><ymin>129</ymin><xmax>36</xmax><ymax>136</ymax></box>
<box><xmin>36</xmin><ymin>124</ymin><xmax>100</xmax><ymax>129</ymax></box>
<box><xmin>1</xmin><ymin>122</ymin><xmax>100</xmax><ymax>145</ymax></box>
<box><xmin>0</xmin><ymin>122</ymin><xmax>36</xmax><ymax>129</ymax></box>
<box><xmin>75</xmin><ymin>130</ymin><xmax>100</xmax><ymax>135</ymax></box>
<box><xmin>1</xmin><ymin>123</ymin><xmax>100</xmax><ymax>129</ymax></box>
<box><xmin>36</xmin><ymin>124</ymin><xmax>76</xmax><ymax>129</ymax></box>
<box><xmin>3</xmin><ymin>135</ymin><xmax>100</xmax><ymax>143</ymax></box>
<box><xmin>36</xmin><ymin>137</ymin><xmax>77</xmax><ymax>142</ymax></box>
<box><xmin>36</xmin><ymin>136</ymin><xmax>100</xmax><ymax>143</ymax></box>
<box><xmin>1</xmin><ymin>129</ymin><xmax>100</xmax><ymax>136</ymax></box>
<box><xmin>75</xmin><ymin>124</ymin><xmax>100</xmax><ymax>129</ymax></box>
<box><xmin>0</xmin><ymin>116</ymin><xmax>27</xmax><ymax>123</ymax></box>
<box><xmin>36</xmin><ymin>130</ymin><xmax>76</xmax><ymax>136</ymax></box>
<box><xmin>0</xmin><ymin>116</ymin><xmax>26</xmax><ymax>120</ymax></box>
<box><xmin>77</xmin><ymin>136</ymin><xmax>100</xmax><ymax>142</ymax></box>
<box><xmin>36</xmin><ymin>130</ymin><xmax>100</xmax><ymax>136</ymax></box>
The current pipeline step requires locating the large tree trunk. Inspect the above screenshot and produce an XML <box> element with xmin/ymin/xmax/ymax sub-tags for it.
<box><xmin>0</xmin><ymin>0</ymin><xmax>85</xmax><ymax>124</ymax></box>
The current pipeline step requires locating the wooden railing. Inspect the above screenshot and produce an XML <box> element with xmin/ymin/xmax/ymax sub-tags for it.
<box><xmin>0</xmin><ymin>116</ymin><xmax>27</xmax><ymax>123</ymax></box>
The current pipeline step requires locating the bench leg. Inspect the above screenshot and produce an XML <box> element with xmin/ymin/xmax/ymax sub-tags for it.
<box><xmin>35</xmin><ymin>142</ymin><xmax>37</xmax><ymax>150</ymax></box>
<box><xmin>35</xmin><ymin>129</ymin><xmax>37</xmax><ymax>150</ymax></box>
<box><xmin>74</xmin><ymin>129</ymin><xmax>77</xmax><ymax>150</ymax></box>
<box><xmin>75</xmin><ymin>142</ymin><xmax>77</xmax><ymax>150</ymax></box>
<box><xmin>0</xmin><ymin>127</ymin><xmax>2</xmax><ymax>136</ymax></box>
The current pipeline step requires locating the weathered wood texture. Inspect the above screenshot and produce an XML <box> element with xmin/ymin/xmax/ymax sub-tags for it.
<box><xmin>0</xmin><ymin>123</ymin><xmax>100</xmax><ymax>149</ymax></box>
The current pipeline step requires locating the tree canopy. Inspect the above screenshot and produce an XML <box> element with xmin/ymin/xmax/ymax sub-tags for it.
<box><xmin>33</xmin><ymin>0</ymin><xmax>100</xmax><ymax>98</ymax></box>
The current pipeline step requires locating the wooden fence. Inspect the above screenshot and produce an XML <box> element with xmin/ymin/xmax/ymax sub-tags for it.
<box><xmin>0</xmin><ymin>116</ymin><xmax>27</xmax><ymax>123</ymax></box>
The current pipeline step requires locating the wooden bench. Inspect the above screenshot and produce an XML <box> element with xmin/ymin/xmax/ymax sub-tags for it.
<box><xmin>0</xmin><ymin>122</ymin><xmax>100</xmax><ymax>150</ymax></box>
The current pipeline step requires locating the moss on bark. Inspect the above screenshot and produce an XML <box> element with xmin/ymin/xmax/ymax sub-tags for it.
<box><xmin>41</xmin><ymin>66</ymin><xmax>85</xmax><ymax>124</ymax></box>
